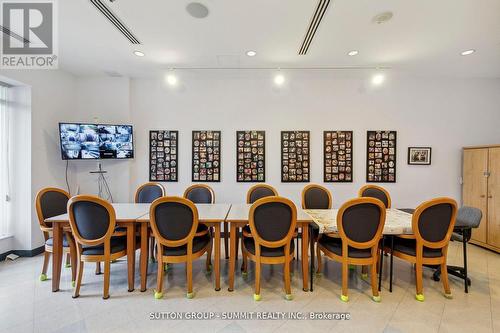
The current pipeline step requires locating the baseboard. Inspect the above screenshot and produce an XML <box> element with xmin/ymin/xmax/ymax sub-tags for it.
<box><xmin>0</xmin><ymin>245</ymin><xmax>45</xmax><ymax>261</ymax></box>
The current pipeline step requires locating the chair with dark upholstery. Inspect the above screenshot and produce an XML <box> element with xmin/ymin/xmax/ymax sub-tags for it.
<box><xmin>68</xmin><ymin>195</ymin><xmax>130</xmax><ymax>299</ymax></box>
<box><xmin>183</xmin><ymin>184</ymin><xmax>215</xmax><ymax>269</ymax></box>
<box><xmin>358</xmin><ymin>184</ymin><xmax>391</xmax><ymax>208</ymax></box>
<box><xmin>35</xmin><ymin>187</ymin><xmax>76</xmax><ymax>284</ymax></box>
<box><xmin>432</xmin><ymin>206</ymin><xmax>482</xmax><ymax>293</ymax></box>
<box><xmin>301</xmin><ymin>184</ymin><xmax>332</xmax><ymax>274</ymax></box>
<box><xmin>149</xmin><ymin>197</ymin><xmax>211</xmax><ymax>299</ymax></box>
<box><xmin>241</xmin><ymin>197</ymin><xmax>297</xmax><ymax>301</ymax></box>
<box><xmin>135</xmin><ymin>182</ymin><xmax>165</xmax><ymax>264</ymax></box>
<box><xmin>317</xmin><ymin>197</ymin><xmax>386</xmax><ymax>302</ymax></box>
<box><xmin>388</xmin><ymin>197</ymin><xmax>457</xmax><ymax>301</ymax></box>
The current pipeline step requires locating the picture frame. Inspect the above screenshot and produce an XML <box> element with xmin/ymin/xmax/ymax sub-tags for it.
<box><xmin>324</xmin><ymin>130</ymin><xmax>353</xmax><ymax>182</ymax></box>
<box><xmin>408</xmin><ymin>147</ymin><xmax>432</xmax><ymax>165</ymax></box>
<box><xmin>281</xmin><ymin>130</ymin><xmax>310</xmax><ymax>182</ymax></box>
<box><xmin>149</xmin><ymin>130</ymin><xmax>178</xmax><ymax>182</ymax></box>
<box><xmin>192</xmin><ymin>130</ymin><xmax>221</xmax><ymax>182</ymax></box>
<box><xmin>366</xmin><ymin>130</ymin><xmax>397</xmax><ymax>183</ymax></box>
<box><xmin>236</xmin><ymin>130</ymin><xmax>265</xmax><ymax>182</ymax></box>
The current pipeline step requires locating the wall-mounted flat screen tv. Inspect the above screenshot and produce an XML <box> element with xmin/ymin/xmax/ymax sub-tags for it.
<box><xmin>59</xmin><ymin>123</ymin><xmax>134</xmax><ymax>160</ymax></box>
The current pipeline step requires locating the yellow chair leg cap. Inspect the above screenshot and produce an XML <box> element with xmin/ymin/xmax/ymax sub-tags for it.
<box><xmin>186</xmin><ymin>292</ymin><xmax>194</xmax><ymax>299</ymax></box>
<box><xmin>242</xmin><ymin>271</ymin><xmax>248</xmax><ymax>277</ymax></box>
<box><xmin>285</xmin><ymin>294</ymin><xmax>293</xmax><ymax>301</ymax></box>
<box><xmin>39</xmin><ymin>274</ymin><xmax>47</xmax><ymax>281</ymax></box>
<box><xmin>315</xmin><ymin>272</ymin><xmax>322</xmax><ymax>277</ymax></box>
<box><xmin>340</xmin><ymin>295</ymin><xmax>349</xmax><ymax>302</ymax></box>
<box><xmin>361</xmin><ymin>273</ymin><xmax>368</xmax><ymax>279</ymax></box>
<box><xmin>372</xmin><ymin>295</ymin><xmax>381</xmax><ymax>302</ymax></box>
<box><xmin>65</xmin><ymin>264</ymin><xmax>71</xmax><ymax>268</ymax></box>
<box><xmin>444</xmin><ymin>293</ymin><xmax>453</xmax><ymax>299</ymax></box>
<box><xmin>253</xmin><ymin>294</ymin><xmax>261</xmax><ymax>301</ymax></box>
<box><xmin>154</xmin><ymin>290</ymin><xmax>163</xmax><ymax>299</ymax></box>
<box><xmin>71</xmin><ymin>281</ymin><xmax>75</xmax><ymax>288</ymax></box>
<box><xmin>415</xmin><ymin>294</ymin><xmax>425</xmax><ymax>302</ymax></box>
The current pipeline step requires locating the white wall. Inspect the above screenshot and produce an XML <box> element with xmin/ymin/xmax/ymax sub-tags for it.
<box><xmin>129</xmin><ymin>72</ymin><xmax>500</xmax><ymax>209</ymax></box>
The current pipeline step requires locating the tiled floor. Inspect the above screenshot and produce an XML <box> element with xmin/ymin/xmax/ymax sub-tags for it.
<box><xmin>0</xmin><ymin>240</ymin><xmax>498</xmax><ymax>333</ymax></box>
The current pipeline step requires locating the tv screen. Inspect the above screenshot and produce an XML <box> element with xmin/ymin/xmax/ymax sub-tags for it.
<box><xmin>59</xmin><ymin>123</ymin><xmax>134</xmax><ymax>160</ymax></box>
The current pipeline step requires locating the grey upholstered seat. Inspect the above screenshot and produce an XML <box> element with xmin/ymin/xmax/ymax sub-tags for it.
<box><xmin>392</xmin><ymin>238</ymin><xmax>442</xmax><ymax>258</ymax></box>
<box><xmin>243</xmin><ymin>237</ymin><xmax>294</xmax><ymax>257</ymax></box>
<box><xmin>360</xmin><ymin>188</ymin><xmax>389</xmax><ymax>208</ymax></box>
<box><xmin>162</xmin><ymin>234</ymin><xmax>211</xmax><ymax>256</ymax></box>
<box><xmin>45</xmin><ymin>235</ymin><xmax>70</xmax><ymax>247</ymax></box>
<box><xmin>81</xmin><ymin>237</ymin><xmax>128</xmax><ymax>255</ymax></box>
<box><xmin>318</xmin><ymin>237</ymin><xmax>372</xmax><ymax>258</ymax></box>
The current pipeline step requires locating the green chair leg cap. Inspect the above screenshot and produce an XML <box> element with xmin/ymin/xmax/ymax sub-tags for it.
<box><xmin>415</xmin><ymin>294</ymin><xmax>425</xmax><ymax>302</ymax></box>
<box><xmin>444</xmin><ymin>293</ymin><xmax>453</xmax><ymax>299</ymax></box>
<box><xmin>242</xmin><ymin>271</ymin><xmax>248</xmax><ymax>277</ymax></box>
<box><xmin>253</xmin><ymin>293</ymin><xmax>262</xmax><ymax>301</ymax></box>
<box><xmin>340</xmin><ymin>294</ymin><xmax>349</xmax><ymax>302</ymax></box>
<box><xmin>372</xmin><ymin>295</ymin><xmax>381</xmax><ymax>303</ymax></box>
<box><xmin>186</xmin><ymin>292</ymin><xmax>194</xmax><ymax>299</ymax></box>
<box><xmin>348</xmin><ymin>265</ymin><xmax>355</xmax><ymax>270</ymax></box>
<box><xmin>361</xmin><ymin>273</ymin><xmax>368</xmax><ymax>279</ymax></box>
<box><xmin>285</xmin><ymin>294</ymin><xmax>294</xmax><ymax>301</ymax></box>
<box><xmin>71</xmin><ymin>281</ymin><xmax>75</xmax><ymax>288</ymax></box>
<box><xmin>154</xmin><ymin>290</ymin><xmax>163</xmax><ymax>299</ymax></box>
<box><xmin>39</xmin><ymin>274</ymin><xmax>47</xmax><ymax>281</ymax></box>
<box><xmin>65</xmin><ymin>263</ymin><xmax>71</xmax><ymax>268</ymax></box>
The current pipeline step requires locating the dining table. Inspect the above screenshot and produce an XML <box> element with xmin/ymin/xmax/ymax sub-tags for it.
<box><xmin>303</xmin><ymin>208</ymin><xmax>414</xmax><ymax>292</ymax></box>
<box><xmin>45</xmin><ymin>202</ymin><xmax>231</xmax><ymax>293</ymax></box>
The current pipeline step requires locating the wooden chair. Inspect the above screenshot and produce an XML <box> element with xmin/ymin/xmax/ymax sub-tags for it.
<box><xmin>135</xmin><ymin>182</ymin><xmax>165</xmax><ymax>263</ymax></box>
<box><xmin>183</xmin><ymin>184</ymin><xmax>215</xmax><ymax>269</ymax></box>
<box><xmin>149</xmin><ymin>197</ymin><xmax>211</xmax><ymax>299</ymax></box>
<box><xmin>241</xmin><ymin>196</ymin><xmax>297</xmax><ymax>301</ymax></box>
<box><xmin>358</xmin><ymin>184</ymin><xmax>391</xmax><ymax>208</ymax></box>
<box><xmin>317</xmin><ymin>197</ymin><xmax>386</xmax><ymax>302</ymax></box>
<box><xmin>301</xmin><ymin>184</ymin><xmax>333</xmax><ymax>275</ymax></box>
<box><xmin>35</xmin><ymin>187</ymin><xmax>76</xmax><ymax>284</ymax></box>
<box><xmin>387</xmin><ymin>197</ymin><xmax>457</xmax><ymax>301</ymax></box>
<box><xmin>68</xmin><ymin>195</ymin><xmax>130</xmax><ymax>299</ymax></box>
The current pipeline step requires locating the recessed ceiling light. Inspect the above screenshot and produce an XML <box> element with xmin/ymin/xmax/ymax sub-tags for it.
<box><xmin>246</xmin><ymin>50</ymin><xmax>257</xmax><ymax>57</ymax></box>
<box><xmin>166</xmin><ymin>74</ymin><xmax>178</xmax><ymax>86</ymax></box>
<box><xmin>348</xmin><ymin>50</ymin><xmax>359</xmax><ymax>56</ymax></box>
<box><xmin>461</xmin><ymin>49</ymin><xmax>475</xmax><ymax>56</ymax></box>
<box><xmin>371</xmin><ymin>73</ymin><xmax>385</xmax><ymax>86</ymax></box>
<box><xmin>133</xmin><ymin>50</ymin><xmax>145</xmax><ymax>57</ymax></box>
<box><xmin>186</xmin><ymin>2</ymin><xmax>209</xmax><ymax>19</ymax></box>
<box><xmin>274</xmin><ymin>74</ymin><xmax>285</xmax><ymax>86</ymax></box>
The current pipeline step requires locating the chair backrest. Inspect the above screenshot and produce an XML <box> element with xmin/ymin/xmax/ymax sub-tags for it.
<box><xmin>248</xmin><ymin>197</ymin><xmax>297</xmax><ymax>249</ymax></box>
<box><xmin>67</xmin><ymin>195</ymin><xmax>116</xmax><ymax>246</ymax></box>
<box><xmin>246</xmin><ymin>184</ymin><xmax>278</xmax><ymax>204</ymax></box>
<box><xmin>301</xmin><ymin>184</ymin><xmax>332</xmax><ymax>209</ymax></box>
<box><xmin>150</xmin><ymin>197</ymin><xmax>199</xmax><ymax>247</ymax></box>
<box><xmin>135</xmin><ymin>182</ymin><xmax>165</xmax><ymax>203</ymax></box>
<box><xmin>337</xmin><ymin>197</ymin><xmax>386</xmax><ymax>250</ymax></box>
<box><xmin>35</xmin><ymin>187</ymin><xmax>70</xmax><ymax>229</ymax></box>
<box><xmin>455</xmin><ymin>206</ymin><xmax>482</xmax><ymax>228</ymax></box>
<box><xmin>358</xmin><ymin>185</ymin><xmax>391</xmax><ymax>208</ymax></box>
<box><xmin>413</xmin><ymin>197</ymin><xmax>457</xmax><ymax>249</ymax></box>
<box><xmin>183</xmin><ymin>184</ymin><xmax>215</xmax><ymax>204</ymax></box>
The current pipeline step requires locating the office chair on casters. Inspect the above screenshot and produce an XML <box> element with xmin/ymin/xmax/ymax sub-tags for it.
<box><xmin>432</xmin><ymin>206</ymin><xmax>482</xmax><ymax>293</ymax></box>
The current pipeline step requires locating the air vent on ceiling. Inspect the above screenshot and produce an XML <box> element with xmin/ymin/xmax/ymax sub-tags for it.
<box><xmin>89</xmin><ymin>0</ymin><xmax>141</xmax><ymax>44</ymax></box>
<box><xmin>1</xmin><ymin>25</ymin><xmax>30</xmax><ymax>45</ymax></box>
<box><xmin>298</xmin><ymin>0</ymin><xmax>331</xmax><ymax>55</ymax></box>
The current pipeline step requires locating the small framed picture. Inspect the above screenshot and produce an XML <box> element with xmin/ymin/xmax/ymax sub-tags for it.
<box><xmin>408</xmin><ymin>147</ymin><xmax>432</xmax><ymax>165</ymax></box>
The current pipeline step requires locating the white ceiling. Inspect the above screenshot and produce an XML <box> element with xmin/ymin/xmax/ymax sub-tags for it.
<box><xmin>59</xmin><ymin>0</ymin><xmax>500</xmax><ymax>78</ymax></box>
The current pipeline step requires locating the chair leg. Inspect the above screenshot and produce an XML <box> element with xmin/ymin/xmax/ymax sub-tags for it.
<box><xmin>95</xmin><ymin>262</ymin><xmax>101</xmax><ymax>275</ymax></box>
<box><xmin>67</xmin><ymin>235</ymin><xmax>77</xmax><ymax>286</ymax></box>
<box><xmin>316</xmin><ymin>245</ymin><xmax>322</xmax><ymax>274</ymax></box>
<box><xmin>187</xmin><ymin>259</ymin><xmax>193</xmax><ymax>298</ymax></box>
<box><xmin>224</xmin><ymin>222</ymin><xmax>229</xmax><ymax>259</ymax></box>
<box><xmin>235</xmin><ymin>228</ymin><xmax>240</xmax><ymax>262</ymax></box>
<box><xmin>154</xmin><ymin>254</ymin><xmax>164</xmax><ymax>299</ymax></box>
<box><xmin>103</xmin><ymin>260</ymin><xmax>111</xmax><ymax>299</ymax></box>
<box><xmin>206</xmin><ymin>231</ymin><xmax>213</xmax><ymax>272</ymax></box>
<box><xmin>284</xmin><ymin>258</ymin><xmax>292</xmax><ymax>300</ymax></box>
<box><xmin>441</xmin><ymin>262</ymin><xmax>452</xmax><ymax>298</ymax></box>
<box><xmin>254</xmin><ymin>261</ymin><xmax>261</xmax><ymax>301</ymax></box>
<box><xmin>149</xmin><ymin>237</ymin><xmax>156</xmax><ymax>263</ymax></box>
<box><xmin>415</xmin><ymin>262</ymin><xmax>424</xmax><ymax>301</ymax></box>
<box><xmin>73</xmin><ymin>260</ymin><xmax>84</xmax><ymax>298</ymax></box>
<box><xmin>361</xmin><ymin>265</ymin><xmax>368</xmax><ymax>278</ymax></box>
<box><xmin>341</xmin><ymin>262</ymin><xmax>349</xmax><ymax>302</ymax></box>
<box><xmin>65</xmin><ymin>253</ymin><xmax>71</xmax><ymax>268</ymax></box>
<box><xmin>40</xmin><ymin>251</ymin><xmax>50</xmax><ymax>281</ymax></box>
<box><xmin>371</xmin><ymin>262</ymin><xmax>380</xmax><ymax>302</ymax></box>
<box><xmin>241</xmin><ymin>247</ymin><xmax>248</xmax><ymax>276</ymax></box>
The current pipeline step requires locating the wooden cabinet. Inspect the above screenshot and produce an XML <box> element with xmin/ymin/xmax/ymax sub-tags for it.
<box><xmin>463</xmin><ymin>146</ymin><xmax>500</xmax><ymax>252</ymax></box>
